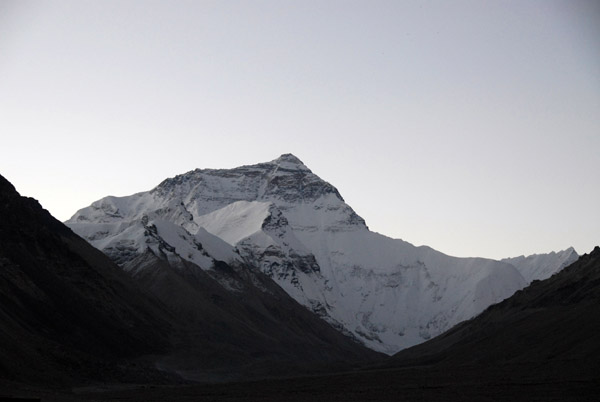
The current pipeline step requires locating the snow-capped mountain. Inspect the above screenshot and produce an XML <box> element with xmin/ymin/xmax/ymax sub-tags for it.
<box><xmin>502</xmin><ymin>247</ymin><xmax>579</xmax><ymax>284</ymax></box>
<box><xmin>66</xmin><ymin>154</ymin><xmax>572</xmax><ymax>354</ymax></box>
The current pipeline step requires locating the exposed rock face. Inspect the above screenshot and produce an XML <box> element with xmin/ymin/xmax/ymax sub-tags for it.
<box><xmin>67</xmin><ymin>154</ymin><xmax>574</xmax><ymax>354</ymax></box>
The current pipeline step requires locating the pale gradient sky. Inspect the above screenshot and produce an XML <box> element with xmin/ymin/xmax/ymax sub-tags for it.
<box><xmin>1</xmin><ymin>0</ymin><xmax>598</xmax><ymax>259</ymax></box>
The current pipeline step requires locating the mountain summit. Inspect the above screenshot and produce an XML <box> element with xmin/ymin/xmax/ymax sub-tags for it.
<box><xmin>273</xmin><ymin>153</ymin><xmax>310</xmax><ymax>168</ymax></box>
<box><xmin>67</xmin><ymin>154</ymin><xmax>574</xmax><ymax>354</ymax></box>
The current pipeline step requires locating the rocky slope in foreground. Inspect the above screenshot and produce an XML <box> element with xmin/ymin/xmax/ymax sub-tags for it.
<box><xmin>67</xmin><ymin>153</ymin><xmax>576</xmax><ymax>354</ymax></box>
<box><xmin>0</xmin><ymin>174</ymin><xmax>171</xmax><ymax>386</ymax></box>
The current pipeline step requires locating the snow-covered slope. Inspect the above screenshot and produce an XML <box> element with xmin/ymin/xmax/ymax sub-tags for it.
<box><xmin>66</xmin><ymin>154</ymin><xmax>569</xmax><ymax>354</ymax></box>
<box><xmin>502</xmin><ymin>247</ymin><xmax>578</xmax><ymax>284</ymax></box>
<box><xmin>67</xmin><ymin>212</ymin><xmax>242</xmax><ymax>294</ymax></box>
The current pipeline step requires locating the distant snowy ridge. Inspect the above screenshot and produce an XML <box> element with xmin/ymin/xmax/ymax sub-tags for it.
<box><xmin>66</xmin><ymin>154</ymin><xmax>575</xmax><ymax>354</ymax></box>
<box><xmin>502</xmin><ymin>247</ymin><xmax>578</xmax><ymax>284</ymax></box>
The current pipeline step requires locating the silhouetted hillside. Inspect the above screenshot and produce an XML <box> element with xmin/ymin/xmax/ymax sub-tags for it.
<box><xmin>0</xmin><ymin>174</ymin><xmax>172</xmax><ymax>386</ymax></box>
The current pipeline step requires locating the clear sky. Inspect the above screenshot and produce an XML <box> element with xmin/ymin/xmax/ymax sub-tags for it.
<box><xmin>1</xmin><ymin>0</ymin><xmax>598</xmax><ymax>259</ymax></box>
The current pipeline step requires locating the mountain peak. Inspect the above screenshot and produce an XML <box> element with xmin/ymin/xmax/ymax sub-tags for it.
<box><xmin>272</xmin><ymin>153</ymin><xmax>308</xmax><ymax>168</ymax></box>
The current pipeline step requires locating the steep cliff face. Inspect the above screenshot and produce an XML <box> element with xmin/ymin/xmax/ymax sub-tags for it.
<box><xmin>67</xmin><ymin>154</ymin><xmax>571</xmax><ymax>354</ymax></box>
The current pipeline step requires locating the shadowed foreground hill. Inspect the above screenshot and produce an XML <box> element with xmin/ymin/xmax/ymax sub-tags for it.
<box><xmin>0</xmin><ymin>174</ymin><xmax>173</xmax><ymax>387</ymax></box>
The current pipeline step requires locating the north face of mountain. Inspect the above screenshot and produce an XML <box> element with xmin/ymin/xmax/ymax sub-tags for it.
<box><xmin>67</xmin><ymin>154</ymin><xmax>571</xmax><ymax>354</ymax></box>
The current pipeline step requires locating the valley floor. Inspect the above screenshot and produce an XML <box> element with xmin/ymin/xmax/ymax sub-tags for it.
<box><xmin>4</xmin><ymin>363</ymin><xmax>598</xmax><ymax>402</ymax></box>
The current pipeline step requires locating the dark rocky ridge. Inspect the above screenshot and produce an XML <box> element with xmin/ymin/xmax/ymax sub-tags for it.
<box><xmin>0</xmin><ymin>174</ymin><xmax>172</xmax><ymax>386</ymax></box>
